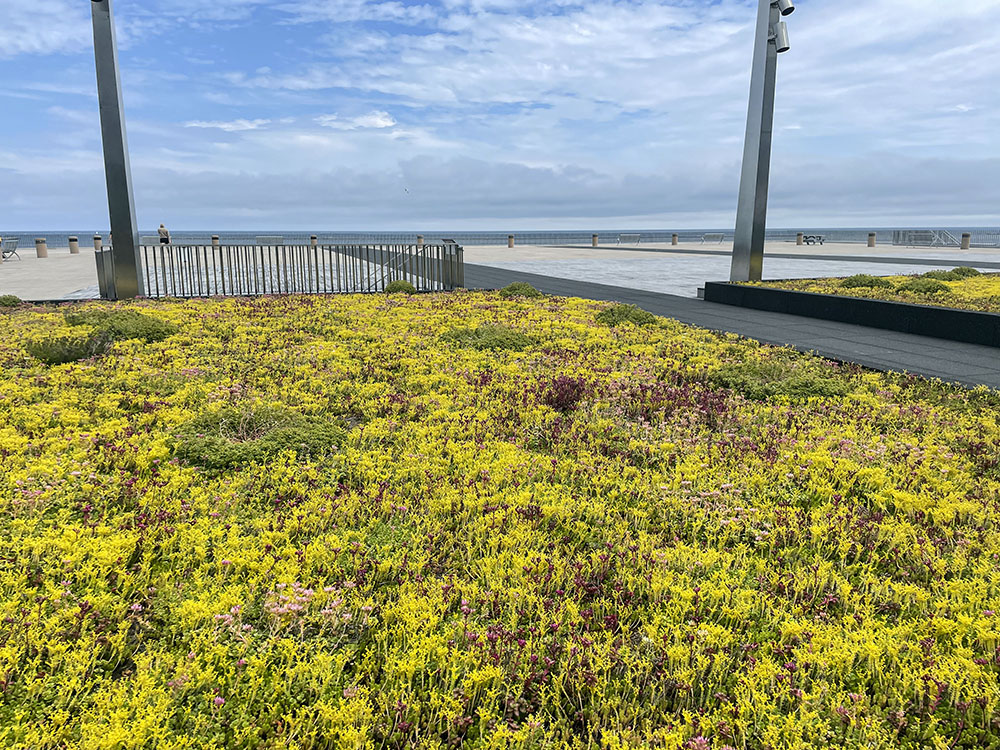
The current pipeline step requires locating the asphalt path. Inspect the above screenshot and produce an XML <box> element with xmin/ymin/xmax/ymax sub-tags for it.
<box><xmin>465</xmin><ymin>262</ymin><xmax>1000</xmax><ymax>390</ymax></box>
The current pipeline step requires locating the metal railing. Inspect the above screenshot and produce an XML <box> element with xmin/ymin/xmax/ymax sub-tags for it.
<box><xmin>892</xmin><ymin>230</ymin><xmax>962</xmax><ymax>248</ymax></box>
<box><xmin>96</xmin><ymin>242</ymin><xmax>464</xmax><ymax>299</ymax></box>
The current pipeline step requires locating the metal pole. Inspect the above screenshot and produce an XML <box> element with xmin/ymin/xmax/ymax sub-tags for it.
<box><xmin>731</xmin><ymin>0</ymin><xmax>780</xmax><ymax>283</ymax></box>
<box><xmin>91</xmin><ymin>0</ymin><xmax>143</xmax><ymax>299</ymax></box>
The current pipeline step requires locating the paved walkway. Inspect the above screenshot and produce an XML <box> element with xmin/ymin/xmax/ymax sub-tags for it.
<box><xmin>570</xmin><ymin>244</ymin><xmax>1000</xmax><ymax>269</ymax></box>
<box><xmin>465</xmin><ymin>263</ymin><xmax>1000</xmax><ymax>390</ymax></box>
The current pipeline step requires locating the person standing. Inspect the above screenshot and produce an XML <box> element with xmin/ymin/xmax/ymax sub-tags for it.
<box><xmin>158</xmin><ymin>224</ymin><xmax>171</xmax><ymax>244</ymax></box>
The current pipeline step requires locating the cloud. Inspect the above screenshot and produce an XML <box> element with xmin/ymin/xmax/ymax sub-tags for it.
<box><xmin>3</xmin><ymin>0</ymin><xmax>1000</xmax><ymax>230</ymax></box>
<box><xmin>184</xmin><ymin>119</ymin><xmax>272</xmax><ymax>132</ymax></box>
<box><xmin>0</xmin><ymin>0</ymin><xmax>90</xmax><ymax>59</ymax></box>
<box><xmin>315</xmin><ymin>111</ymin><xmax>397</xmax><ymax>130</ymax></box>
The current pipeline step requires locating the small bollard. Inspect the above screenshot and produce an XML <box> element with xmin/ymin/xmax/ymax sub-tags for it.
<box><xmin>592</xmin><ymin>234</ymin><xmax>599</xmax><ymax>247</ymax></box>
<box><xmin>507</xmin><ymin>234</ymin><xmax>514</xmax><ymax>249</ymax></box>
<box><xmin>35</xmin><ymin>238</ymin><xmax>49</xmax><ymax>258</ymax></box>
<box><xmin>672</xmin><ymin>233</ymin><xmax>679</xmax><ymax>246</ymax></box>
<box><xmin>310</xmin><ymin>235</ymin><xmax>318</xmax><ymax>248</ymax></box>
<box><xmin>68</xmin><ymin>236</ymin><xmax>80</xmax><ymax>254</ymax></box>
<box><xmin>93</xmin><ymin>235</ymin><xmax>103</xmax><ymax>251</ymax></box>
<box><xmin>417</xmin><ymin>235</ymin><xmax>424</xmax><ymax>248</ymax></box>
<box><xmin>211</xmin><ymin>236</ymin><xmax>220</xmax><ymax>248</ymax></box>
<box><xmin>961</xmin><ymin>233</ymin><xmax>972</xmax><ymax>250</ymax></box>
<box><xmin>868</xmin><ymin>232</ymin><xmax>877</xmax><ymax>248</ymax></box>
<box><xmin>796</xmin><ymin>232</ymin><xmax>804</xmax><ymax>246</ymax></box>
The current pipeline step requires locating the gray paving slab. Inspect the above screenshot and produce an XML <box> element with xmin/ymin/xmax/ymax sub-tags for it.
<box><xmin>465</xmin><ymin>263</ymin><xmax>1000</xmax><ymax>390</ymax></box>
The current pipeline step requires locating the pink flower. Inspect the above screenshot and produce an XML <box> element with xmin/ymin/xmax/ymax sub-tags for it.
<box><xmin>213</xmin><ymin>696</ymin><xmax>225</xmax><ymax>707</ymax></box>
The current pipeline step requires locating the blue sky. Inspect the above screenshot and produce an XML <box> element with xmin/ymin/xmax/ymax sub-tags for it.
<box><xmin>1</xmin><ymin>0</ymin><xmax>999</xmax><ymax>230</ymax></box>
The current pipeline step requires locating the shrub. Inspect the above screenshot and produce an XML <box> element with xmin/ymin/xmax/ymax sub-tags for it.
<box><xmin>65</xmin><ymin>309</ymin><xmax>177</xmax><ymax>343</ymax></box>
<box><xmin>499</xmin><ymin>282</ymin><xmax>542</xmax><ymax>299</ymax></box>
<box><xmin>922</xmin><ymin>270</ymin><xmax>961</xmax><ymax>281</ymax></box>
<box><xmin>0</xmin><ymin>294</ymin><xmax>22</xmax><ymax>308</ymax></box>
<box><xmin>441</xmin><ymin>324</ymin><xmax>532</xmax><ymax>351</ymax></box>
<box><xmin>174</xmin><ymin>405</ymin><xmax>344</xmax><ymax>471</ymax></box>
<box><xmin>596</xmin><ymin>303</ymin><xmax>657</xmax><ymax>327</ymax></box>
<box><xmin>25</xmin><ymin>332</ymin><xmax>112</xmax><ymax>365</ymax></box>
<box><xmin>710</xmin><ymin>359</ymin><xmax>851</xmax><ymax>401</ymax></box>
<box><xmin>898</xmin><ymin>278</ymin><xmax>950</xmax><ymax>295</ymax></box>
<box><xmin>385</xmin><ymin>280</ymin><xmax>417</xmax><ymax>295</ymax></box>
<box><xmin>951</xmin><ymin>266</ymin><xmax>982</xmax><ymax>278</ymax></box>
<box><xmin>841</xmin><ymin>274</ymin><xmax>894</xmax><ymax>290</ymax></box>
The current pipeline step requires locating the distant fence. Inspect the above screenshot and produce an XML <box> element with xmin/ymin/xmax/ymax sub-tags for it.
<box><xmin>95</xmin><ymin>242</ymin><xmax>464</xmax><ymax>299</ymax></box>
<box><xmin>15</xmin><ymin>229</ymin><xmax>1000</xmax><ymax>250</ymax></box>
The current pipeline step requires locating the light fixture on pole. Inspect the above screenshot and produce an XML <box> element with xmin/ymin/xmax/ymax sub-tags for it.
<box><xmin>91</xmin><ymin>0</ymin><xmax>144</xmax><ymax>299</ymax></box>
<box><xmin>729</xmin><ymin>0</ymin><xmax>794</xmax><ymax>283</ymax></box>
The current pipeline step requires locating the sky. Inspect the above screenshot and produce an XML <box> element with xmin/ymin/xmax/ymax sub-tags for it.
<box><xmin>1</xmin><ymin>0</ymin><xmax>999</xmax><ymax>231</ymax></box>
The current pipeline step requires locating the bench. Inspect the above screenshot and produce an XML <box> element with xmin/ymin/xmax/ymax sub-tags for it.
<box><xmin>701</xmin><ymin>233</ymin><xmax>726</xmax><ymax>244</ymax></box>
<box><xmin>617</xmin><ymin>234</ymin><xmax>641</xmax><ymax>245</ymax></box>
<box><xmin>1</xmin><ymin>238</ymin><xmax>20</xmax><ymax>260</ymax></box>
<box><xmin>802</xmin><ymin>234</ymin><xmax>825</xmax><ymax>245</ymax></box>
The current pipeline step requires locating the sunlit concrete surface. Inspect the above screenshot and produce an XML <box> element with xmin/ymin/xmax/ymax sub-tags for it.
<box><xmin>0</xmin><ymin>247</ymin><xmax>99</xmax><ymax>300</ymax></box>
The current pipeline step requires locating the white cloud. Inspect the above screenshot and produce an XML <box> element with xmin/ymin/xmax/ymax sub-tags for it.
<box><xmin>316</xmin><ymin>111</ymin><xmax>397</xmax><ymax>130</ymax></box>
<box><xmin>0</xmin><ymin>0</ymin><xmax>89</xmax><ymax>59</ymax></box>
<box><xmin>184</xmin><ymin>119</ymin><xmax>272</xmax><ymax>132</ymax></box>
<box><xmin>4</xmin><ymin>0</ymin><xmax>1000</xmax><ymax>229</ymax></box>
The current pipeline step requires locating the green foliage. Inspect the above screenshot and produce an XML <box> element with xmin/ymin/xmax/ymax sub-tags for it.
<box><xmin>174</xmin><ymin>405</ymin><xmax>345</xmax><ymax>471</ymax></box>
<box><xmin>595</xmin><ymin>303</ymin><xmax>657</xmax><ymax>327</ymax></box>
<box><xmin>710</xmin><ymin>356</ymin><xmax>852</xmax><ymax>400</ymax></box>
<box><xmin>923</xmin><ymin>267</ymin><xmax>983</xmax><ymax>281</ymax></box>
<box><xmin>951</xmin><ymin>266</ymin><xmax>982</xmax><ymax>278</ymax></box>
<box><xmin>64</xmin><ymin>309</ymin><xmax>178</xmax><ymax>343</ymax></box>
<box><xmin>26</xmin><ymin>309</ymin><xmax>178</xmax><ymax>365</ymax></box>
<box><xmin>440</xmin><ymin>324</ymin><xmax>532</xmax><ymax>351</ymax></box>
<box><xmin>384</xmin><ymin>280</ymin><xmax>417</xmax><ymax>295</ymax></box>
<box><xmin>24</xmin><ymin>332</ymin><xmax>111</xmax><ymax>365</ymax></box>
<box><xmin>0</xmin><ymin>294</ymin><xmax>22</xmax><ymax>308</ymax></box>
<box><xmin>499</xmin><ymin>282</ymin><xmax>542</xmax><ymax>299</ymax></box>
<box><xmin>898</xmin><ymin>278</ymin><xmax>951</xmax><ymax>295</ymax></box>
<box><xmin>840</xmin><ymin>274</ymin><xmax>894</xmax><ymax>289</ymax></box>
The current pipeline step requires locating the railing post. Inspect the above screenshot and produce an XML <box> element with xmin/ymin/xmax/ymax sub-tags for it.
<box><xmin>95</xmin><ymin>249</ymin><xmax>107</xmax><ymax>299</ymax></box>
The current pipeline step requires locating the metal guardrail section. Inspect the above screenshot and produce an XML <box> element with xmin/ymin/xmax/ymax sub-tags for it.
<box><xmin>126</xmin><ymin>243</ymin><xmax>463</xmax><ymax>299</ymax></box>
<box><xmin>972</xmin><ymin>230</ymin><xmax>1000</xmax><ymax>248</ymax></box>
<box><xmin>892</xmin><ymin>230</ymin><xmax>962</xmax><ymax>247</ymax></box>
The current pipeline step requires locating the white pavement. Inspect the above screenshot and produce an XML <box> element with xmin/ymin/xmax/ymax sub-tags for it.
<box><xmin>0</xmin><ymin>247</ymin><xmax>99</xmax><ymax>300</ymax></box>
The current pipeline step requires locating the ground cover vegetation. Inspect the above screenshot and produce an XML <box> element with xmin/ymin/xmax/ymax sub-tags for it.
<box><xmin>748</xmin><ymin>269</ymin><xmax>1000</xmax><ymax>313</ymax></box>
<box><xmin>1</xmin><ymin>291</ymin><xmax>1000</xmax><ymax>749</ymax></box>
